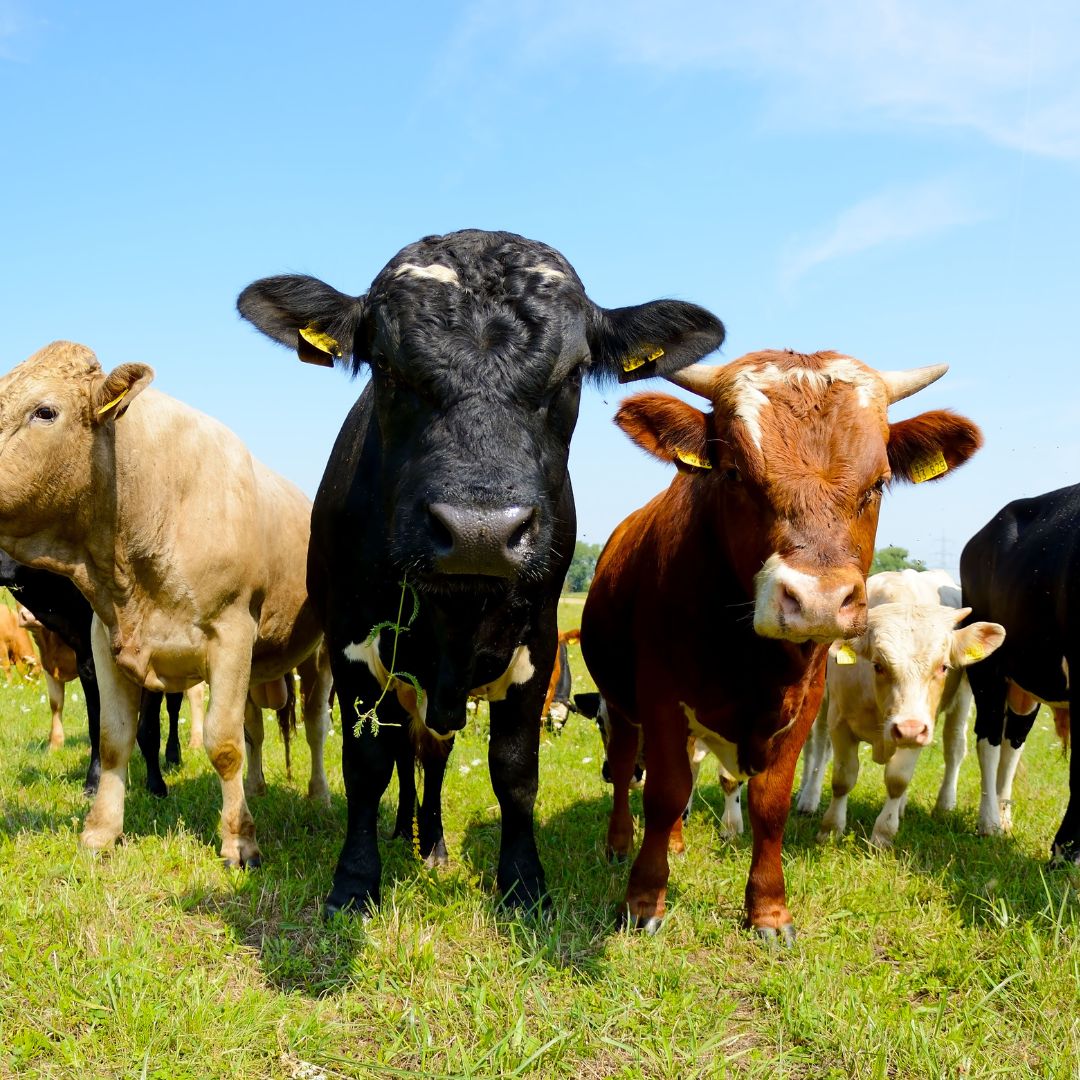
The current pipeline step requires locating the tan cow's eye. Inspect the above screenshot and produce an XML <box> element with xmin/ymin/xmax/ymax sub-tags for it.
<box><xmin>32</xmin><ymin>405</ymin><xmax>58</xmax><ymax>422</ymax></box>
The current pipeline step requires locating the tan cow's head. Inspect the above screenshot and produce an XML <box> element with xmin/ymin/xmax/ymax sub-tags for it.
<box><xmin>614</xmin><ymin>349</ymin><xmax>983</xmax><ymax>643</ymax></box>
<box><xmin>0</xmin><ymin>341</ymin><xmax>153</xmax><ymax>539</ymax></box>
<box><xmin>839</xmin><ymin>601</ymin><xmax>1005</xmax><ymax>750</ymax></box>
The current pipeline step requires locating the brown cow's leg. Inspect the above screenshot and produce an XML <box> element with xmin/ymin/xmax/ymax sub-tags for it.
<box><xmin>624</xmin><ymin>714</ymin><xmax>692</xmax><ymax>933</ymax></box>
<box><xmin>604</xmin><ymin>706</ymin><xmax>639</xmax><ymax>862</ymax></box>
<box><xmin>744</xmin><ymin>716</ymin><xmax>814</xmax><ymax>941</ymax></box>
<box><xmin>45</xmin><ymin>671</ymin><xmax>66</xmax><ymax>749</ymax></box>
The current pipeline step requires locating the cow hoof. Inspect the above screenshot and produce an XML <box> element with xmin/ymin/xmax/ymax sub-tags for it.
<box><xmin>146</xmin><ymin>778</ymin><xmax>168</xmax><ymax>799</ymax></box>
<box><xmin>1049</xmin><ymin>842</ymin><xmax>1080</xmax><ymax>868</ymax></box>
<box><xmin>82</xmin><ymin>779</ymin><xmax>99</xmax><ymax>799</ymax></box>
<box><xmin>324</xmin><ymin>881</ymin><xmax>379</xmax><ymax>921</ymax></box>
<box><xmin>423</xmin><ymin>838</ymin><xmax>449</xmax><ymax>869</ymax></box>
<box><xmin>638</xmin><ymin>915</ymin><xmax>663</xmax><ymax>935</ymax></box>
<box><xmin>498</xmin><ymin>880</ymin><xmax>550</xmax><ymax>918</ymax></box>
<box><xmin>80</xmin><ymin>825</ymin><xmax>119</xmax><ymax>851</ymax></box>
<box><xmin>307</xmin><ymin>783</ymin><xmax>332</xmax><ymax>807</ymax></box>
<box><xmin>755</xmin><ymin>924</ymin><xmax>796</xmax><ymax>947</ymax></box>
<box><xmin>222</xmin><ymin>851</ymin><xmax>262</xmax><ymax>870</ymax></box>
<box><xmin>816</xmin><ymin>829</ymin><xmax>838</xmax><ymax>844</ymax></box>
<box><xmin>164</xmin><ymin>748</ymin><xmax>182</xmax><ymax>769</ymax></box>
<box><xmin>244</xmin><ymin>782</ymin><xmax>268</xmax><ymax>799</ymax></box>
<box><xmin>869</xmin><ymin>832</ymin><xmax>895</xmax><ymax>850</ymax></box>
<box><xmin>606</xmin><ymin>848</ymin><xmax>630</xmax><ymax>864</ymax></box>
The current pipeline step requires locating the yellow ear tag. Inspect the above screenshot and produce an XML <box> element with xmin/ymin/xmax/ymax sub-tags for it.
<box><xmin>835</xmin><ymin>644</ymin><xmax>858</xmax><ymax>665</ymax></box>
<box><xmin>964</xmin><ymin>644</ymin><xmax>985</xmax><ymax>663</ymax></box>
<box><xmin>675</xmin><ymin>449</ymin><xmax>712</xmax><ymax>470</ymax></box>
<box><xmin>910</xmin><ymin>450</ymin><xmax>948</xmax><ymax>483</ymax></box>
<box><xmin>97</xmin><ymin>389</ymin><xmax>129</xmax><ymax>415</ymax></box>
<box><xmin>621</xmin><ymin>346</ymin><xmax>665</xmax><ymax>373</ymax></box>
<box><xmin>298</xmin><ymin>326</ymin><xmax>343</xmax><ymax>358</ymax></box>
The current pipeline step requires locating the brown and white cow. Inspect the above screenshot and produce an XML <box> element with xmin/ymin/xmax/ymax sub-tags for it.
<box><xmin>16</xmin><ymin>603</ymin><xmax>76</xmax><ymax>749</ymax></box>
<box><xmin>797</xmin><ymin>569</ymin><xmax>1005</xmax><ymax>847</ymax></box>
<box><xmin>580</xmin><ymin>349</ymin><xmax>982</xmax><ymax>940</ymax></box>
<box><xmin>0</xmin><ymin>341</ymin><xmax>331</xmax><ymax>866</ymax></box>
<box><xmin>0</xmin><ymin>603</ymin><xmax>37</xmax><ymax>683</ymax></box>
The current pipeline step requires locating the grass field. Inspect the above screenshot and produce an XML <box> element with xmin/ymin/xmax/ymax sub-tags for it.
<box><xmin>0</xmin><ymin>596</ymin><xmax>1077</xmax><ymax>1078</ymax></box>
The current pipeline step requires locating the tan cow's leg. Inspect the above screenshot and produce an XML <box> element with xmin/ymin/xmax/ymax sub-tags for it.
<box><xmin>935</xmin><ymin>678</ymin><xmax>971</xmax><ymax>814</ymax></box>
<box><xmin>794</xmin><ymin>705</ymin><xmax>831</xmax><ymax>814</ymax></box>
<box><xmin>243</xmin><ymin>698</ymin><xmax>266</xmax><ymax>798</ymax></box>
<box><xmin>719</xmin><ymin>774</ymin><xmax>744</xmax><ymax>837</ymax></box>
<box><xmin>297</xmin><ymin>647</ymin><xmax>332</xmax><ymax>805</ymax></box>
<box><xmin>205</xmin><ymin>633</ymin><xmax>260</xmax><ymax>868</ymax></box>
<box><xmin>186</xmin><ymin>682</ymin><xmax>206</xmax><ymax>749</ymax></box>
<box><xmin>45</xmin><ymin>671</ymin><xmax>66</xmax><ymax>749</ymax></box>
<box><xmin>872</xmin><ymin>747</ymin><xmax>922</xmax><ymax>847</ymax></box>
<box><xmin>818</xmin><ymin>722</ymin><xmax>860</xmax><ymax>841</ymax></box>
<box><xmin>81</xmin><ymin>615</ymin><xmax>140</xmax><ymax>850</ymax></box>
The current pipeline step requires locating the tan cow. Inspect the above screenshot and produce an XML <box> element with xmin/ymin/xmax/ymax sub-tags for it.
<box><xmin>797</xmin><ymin>569</ymin><xmax>1005</xmax><ymax>847</ymax></box>
<box><xmin>0</xmin><ymin>341</ymin><xmax>330</xmax><ymax>866</ymax></box>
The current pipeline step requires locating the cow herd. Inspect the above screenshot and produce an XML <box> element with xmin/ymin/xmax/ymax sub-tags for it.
<box><xmin>0</xmin><ymin>228</ymin><xmax>1074</xmax><ymax>944</ymax></box>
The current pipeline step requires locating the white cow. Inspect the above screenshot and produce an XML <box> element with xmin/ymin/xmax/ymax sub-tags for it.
<box><xmin>796</xmin><ymin>569</ymin><xmax>1005</xmax><ymax>847</ymax></box>
<box><xmin>0</xmin><ymin>341</ymin><xmax>331</xmax><ymax>866</ymax></box>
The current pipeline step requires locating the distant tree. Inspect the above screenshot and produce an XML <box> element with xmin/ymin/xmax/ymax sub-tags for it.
<box><xmin>871</xmin><ymin>545</ymin><xmax>927</xmax><ymax>574</ymax></box>
<box><xmin>564</xmin><ymin>541</ymin><xmax>603</xmax><ymax>593</ymax></box>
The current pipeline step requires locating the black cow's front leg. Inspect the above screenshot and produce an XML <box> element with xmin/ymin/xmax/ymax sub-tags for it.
<box><xmin>80</xmin><ymin>659</ymin><xmax>102</xmax><ymax>797</ymax></box>
<box><xmin>488</xmin><ymin>689</ymin><xmax>547</xmax><ymax>912</ymax></box>
<box><xmin>325</xmin><ymin>679</ymin><xmax>403</xmax><ymax>918</ymax></box>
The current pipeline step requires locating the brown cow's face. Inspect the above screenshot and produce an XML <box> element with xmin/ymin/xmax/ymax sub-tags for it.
<box><xmin>615</xmin><ymin>350</ymin><xmax>983</xmax><ymax>644</ymax></box>
<box><xmin>0</xmin><ymin>342</ymin><xmax>152</xmax><ymax>537</ymax></box>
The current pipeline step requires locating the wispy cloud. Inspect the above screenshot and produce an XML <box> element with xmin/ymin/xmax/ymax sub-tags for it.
<box><xmin>779</xmin><ymin>178</ymin><xmax>987</xmax><ymax>285</ymax></box>
<box><xmin>455</xmin><ymin>0</ymin><xmax>1080</xmax><ymax>159</ymax></box>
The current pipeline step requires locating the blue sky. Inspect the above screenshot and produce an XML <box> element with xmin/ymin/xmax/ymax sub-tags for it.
<box><xmin>2</xmin><ymin>1</ymin><xmax>1077</xmax><ymax>578</ymax></box>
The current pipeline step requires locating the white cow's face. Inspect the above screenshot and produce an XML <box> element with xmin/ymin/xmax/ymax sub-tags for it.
<box><xmin>852</xmin><ymin>602</ymin><xmax>1005</xmax><ymax>751</ymax></box>
<box><xmin>0</xmin><ymin>341</ymin><xmax>152</xmax><ymax>538</ymax></box>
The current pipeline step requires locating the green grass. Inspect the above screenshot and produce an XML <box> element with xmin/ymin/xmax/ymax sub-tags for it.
<box><xmin>0</xmin><ymin>602</ymin><xmax>1077</xmax><ymax>1078</ymax></box>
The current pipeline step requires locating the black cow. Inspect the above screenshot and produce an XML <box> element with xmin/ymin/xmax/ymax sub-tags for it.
<box><xmin>0</xmin><ymin>551</ymin><xmax>184</xmax><ymax>796</ymax></box>
<box><xmin>960</xmin><ymin>482</ymin><xmax>1078</xmax><ymax>863</ymax></box>
<box><xmin>238</xmin><ymin>229</ymin><xmax>725</xmax><ymax>916</ymax></box>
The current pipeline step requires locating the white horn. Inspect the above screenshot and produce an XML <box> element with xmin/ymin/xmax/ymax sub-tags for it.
<box><xmin>879</xmin><ymin>363</ymin><xmax>949</xmax><ymax>405</ymax></box>
<box><xmin>666</xmin><ymin>363</ymin><xmax>718</xmax><ymax>399</ymax></box>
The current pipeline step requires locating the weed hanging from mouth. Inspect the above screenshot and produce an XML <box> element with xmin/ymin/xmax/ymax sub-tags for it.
<box><xmin>353</xmin><ymin>576</ymin><xmax>424</xmax><ymax>737</ymax></box>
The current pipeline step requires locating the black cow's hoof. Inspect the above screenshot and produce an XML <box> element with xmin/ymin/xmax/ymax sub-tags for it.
<box><xmin>422</xmin><ymin>837</ymin><xmax>449</xmax><ymax>869</ymax></box>
<box><xmin>498</xmin><ymin>876</ymin><xmax>549</xmax><ymax>917</ymax></box>
<box><xmin>164</xmin><ymin>748</ymin><xmax>182</xmax><ymax>770</ymax></box>
<box><xmin>324</xmin><ymin>881</ymin><xmax>379</xmax><ymax>921</ymax></box>
<box><xmin>607</xmin><ymin>849</ymin><xmax>629</xmax><ymax>865</ymax></box>
<box><xmin>146</xmin><ymin>778</ymin><xmax>168</xmax><ymax>799</ymax></box>
<box><xmin>1049</xmin><ymin>842</ymin><xmax>1080</xmax><ymax>868</ymax></box>
<box><xmin>755</xmin><ymin>924</ymin><xmax>797</xmax><ymax>947</ymax></box>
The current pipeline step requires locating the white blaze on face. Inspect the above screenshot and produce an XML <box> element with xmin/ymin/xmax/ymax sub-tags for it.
<box><xmin>730</xmin><ymin>355</ymin><xmax>879</xmax><ymax>451</ymax></box>
<box><xmin>680</xmin><ymin>702</ymin><xmax>747</xmax><ymax>781</ymax></box>
<box><xmin>393</xmin><ymin>263</ymin><xmax>460</xmax><ymax>286</ymax></box>
<box><xmin>522</xmin><ymin>265</ymin><xmax>566</xmax><ymax>283</ymax></box>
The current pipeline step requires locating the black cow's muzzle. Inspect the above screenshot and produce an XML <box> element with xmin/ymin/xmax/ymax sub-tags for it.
<box><xmin>426</xmin><ymin>502</ymin><xmax>539</xmax><ymax>578</ymax></box>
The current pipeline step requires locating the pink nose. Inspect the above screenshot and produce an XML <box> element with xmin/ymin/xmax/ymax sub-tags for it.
<box><xmin>890</xmin><ymin>719</ymin><xmax>931</xmax><ymax>746</ymax></box>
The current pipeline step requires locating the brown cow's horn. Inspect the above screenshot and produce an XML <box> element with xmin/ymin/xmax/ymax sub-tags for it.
<box><xmin>879</xmin><ymin>363</ymin><xmax>949</xmax><ymax>405</ymax></box>
<box><xmin>666</xmin><ymin>363</ymin><xmax>718</xmax><ymax>399</ymax></box>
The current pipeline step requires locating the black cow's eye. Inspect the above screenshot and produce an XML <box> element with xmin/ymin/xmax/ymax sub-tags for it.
<box><xmin>32</xmin><ymin>405</ymin><xmax>58</xmax><ymax>422</ymax></box>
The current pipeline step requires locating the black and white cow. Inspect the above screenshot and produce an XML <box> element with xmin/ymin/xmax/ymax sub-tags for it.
<box><xmin>960</xmin><ymin>483</ymin><xmax>1077</xmax><ymax>862</ymax></box>
<box><xmin>238</xmin><ymin>229</ymin><xmax>725</xmax><ymax>915</ymax></box>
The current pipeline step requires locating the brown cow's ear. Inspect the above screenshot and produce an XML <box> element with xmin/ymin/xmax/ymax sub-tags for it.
<box><xmin>887</xmin><ymin>410</ymin><xmax>983</xmax><ymax>484</ymax></box>
<box><xmin>93</xmin><ymin>363</ymin><xmax>154</xmax><ymax>425</ymax></box>
<box><xmin>614</xmin><ymin>392</ymin><xmax>711</xmax><ymax>470</ymax></box>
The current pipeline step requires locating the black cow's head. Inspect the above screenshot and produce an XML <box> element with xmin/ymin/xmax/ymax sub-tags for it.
<box><xmin>238</xmin><ymin>230</ymin><xmax>724</xmax><ymax>587</ymax></box>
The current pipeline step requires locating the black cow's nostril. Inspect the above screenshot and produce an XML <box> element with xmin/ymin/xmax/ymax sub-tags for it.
<box><xmin>428</xmin><ymin>507</ymin><xmax>455</xmax><ymax>554</ymax></box>
<box><xmin>507</xmin><ymin>507</ymin><xmax>537</xmax><ymax>551</ymax></box>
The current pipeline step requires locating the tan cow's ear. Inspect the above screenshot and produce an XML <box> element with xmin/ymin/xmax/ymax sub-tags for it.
<box><xmin>614</xmin><ymin>392</ymin><xmax>711</xmax><ymax>471</ymax></box>
<box><xmin>93</xmin><ymin>363</ymin><xmax>154</xmax><ymax>424</ymax></box>
<box><xmin>950</xmin><ymin>621</ymin><xmax>1006</xmax><ymax>667</ymax></box>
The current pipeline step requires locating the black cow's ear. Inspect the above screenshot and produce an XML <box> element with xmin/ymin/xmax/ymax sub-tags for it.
<box><xmin>588</xmin><ymin>300</ymin><xmax>725</xmax><ymax>384</ymax></box>
<box><xmin>237</xmin><ymin>275</ymin><xmax>368</xmax><ymax>371</ymax></box>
